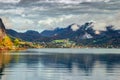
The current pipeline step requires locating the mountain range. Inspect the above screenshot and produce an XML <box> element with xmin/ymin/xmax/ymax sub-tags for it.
<box><xmin>0</xmin><ymin>18</ymin><xmax>118</xmax><ymax>47</ymax></box>
<box><xmin>40</xmin><ymin>22</ymin><xmax>120</xmax><ymax>47</ymax></box>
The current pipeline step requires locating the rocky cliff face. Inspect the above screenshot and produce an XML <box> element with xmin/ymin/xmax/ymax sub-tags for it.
<box><xmin>0</xmin><ymin>18</ymin><xmax>6</xmax><ymax>41</ymax></box>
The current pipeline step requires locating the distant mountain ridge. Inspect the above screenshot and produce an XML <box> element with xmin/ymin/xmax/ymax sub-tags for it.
<box><xmin>41</xmin><ymin>27</ymin><xmax>64</xmax><ymax>37</ymax></box>
<box><xmin>7</xmin><ymin>29</ymin><xmax>42</xmax><ymax>42</ymax></box>
<box><xmin>6</xmin><ymin>22</ymin><xmax>120</xmax><ymax>47</ymax></box>
<box><xmin>40</xmin><ymin>22</ymin><xmax>100</xmax><ymax>41</ymax></box>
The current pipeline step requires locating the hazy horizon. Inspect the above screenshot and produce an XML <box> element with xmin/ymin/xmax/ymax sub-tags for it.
<box><xmin>0</xmin><ymin>0</ymin><xmax>120</xmax><ymax>32</ymax></box>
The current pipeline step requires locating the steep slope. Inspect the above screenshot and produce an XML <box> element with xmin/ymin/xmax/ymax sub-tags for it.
<box><xmin>0</xmin><ymin>18</ymin><xmax>6</xmax><ymax>41</ymax></box>
<box><xmin>0</xmin><ymin>18</ymin><xmax>14</xmax><ymax>50</ymax></box>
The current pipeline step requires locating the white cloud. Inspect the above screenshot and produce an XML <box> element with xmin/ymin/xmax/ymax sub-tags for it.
<box><xmin>1</xmin><ymin>17</ymin><xmax>13</xmax><ymax>29</ymax></box>
<box><xmin>0</xmin><ymin>0</ymin><xmax>119</xmax><ymax>32</ymax></box>
<box><xmin>38</xmin><ymin>15</ymin><xmax>73</xmax><ymax>26</ymax></box>
<box><xmin>37</xmin><ymin>12</ymin><xmax>120</xmax><ymax>31</ymax></box>
<box><xmin>31</xmin><ymin>7</ymin><xmax>47</xmax><ymax>11</ymax></box>
<box><xmin>95</xmin><ymin>30</ymin><xmax>100</xmax><ymax>34</ymax></box>
<box><xmin>93</xmin><ymin>13</ymin><xmax>120</xmax><ymax>30</ymax></box>
<box><xmin>7</xmin><ymin>17</ymin><xmax>36</xmax><ymax>32</ymax></box>
<box><xmin>41</xmin><ymin>0</ymin><xmax>111</xmax><ymax>4</ymax></box>
<box><xmin>71</xmin><ymin>24</ymin><xmax>79</xmax><ymax>31</ymax></box>
<box><xmin>11</xmin><ymin>18</ymin><xmax>34</xmax><ymax>24</ymax></box>
<box><xmin>10</xmin><ymin>17</ymin><xmax>34</xmax><ymax>31</ymax></box>
<box><xmin>2</xmin><ymin>13</ymin><xmax>119</xmax><ymax>32</ymax></box>
<box><xmin>105</xmin><ymin>13</ymin><xmax>120</xmax><ymax>30</ymax></box>
<box><xmin>0</xmin><ymin>0</ymin><xmax>21</xmax><ymax>3</ymax></box>
<box><xmin>0</xmin><ymin>8</ymin><xmax>24</xmax><ymax>15</ymax></box>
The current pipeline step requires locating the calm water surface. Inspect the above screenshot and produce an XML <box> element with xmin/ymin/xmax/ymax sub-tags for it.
<box><xmin>0</xmin><ymin>48</ymin><xmax>120</xmax><ymax>80</ymax></box>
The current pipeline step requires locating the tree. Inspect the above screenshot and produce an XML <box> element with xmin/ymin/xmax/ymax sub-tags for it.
<box><xmin>2</xmin><ymin>36</ymin><xmax>13</xmax><ymax>49</ymax></box>
<box><xmin>14</xmin><ymin>38</ymin><xmax>20</xmax><ymax>47</ymax></box>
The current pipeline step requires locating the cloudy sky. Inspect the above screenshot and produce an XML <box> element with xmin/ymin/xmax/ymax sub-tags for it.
<box><xmin>0</xmin><ymin>0</ymin><xmax>120</xmax><ymax>32</ymax></box>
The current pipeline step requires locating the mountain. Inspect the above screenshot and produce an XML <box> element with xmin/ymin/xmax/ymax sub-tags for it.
<box><xmin>40</xmin><ymin>22</ymin><xmax>120</xmax><ymax>47</ymax></box>
<box><xmin>0</xmin><ymin>19</ymin><xmax>41</xmax><ymax>50</ymax></box>
<box><xmin>7</xmin><ymin>29</ymin><xmax>42</xmax><ymax>42</ymax></box>
<box><xmin>0</xmin><ymin>18</ymin><xmax>6</xmax><ymax>41</ymax></box>
<box><xmin>41</xmin><ymin>22</ymin><xmax>96</xmax><ymax>40</ymax></box>
<box><xmin>6</xmin><ymin>22</ymin><xmax>120</xmax><ymax>47</ymax></box>
<box><xmin>41</xmin><ymin>28</ymin><xmax>64</xmax><ymax>37</ymax></box>
<box><xmin>7</xmin><ymin>22</ymin><xmax>120</xmax><ymax>42</ymax></box>
<box><xmin>0</xmin><ymin>18</ymin><xmax>14</xmax><ymax>50</ymax></box>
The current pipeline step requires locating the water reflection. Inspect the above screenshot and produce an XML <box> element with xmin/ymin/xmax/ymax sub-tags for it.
<box><xmin>0</xmin><ymin>51</ymin><xmax>12</xmax><ymax>79</ymax></box>
<box><xmin>0</xmin><ymin>50</ymin><xmax>120</xmax><ymax>80</ymax></box>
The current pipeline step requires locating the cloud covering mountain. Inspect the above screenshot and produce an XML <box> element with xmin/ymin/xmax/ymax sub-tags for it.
<box><xmin>0</xmin><ymin>0</ymin><xmax>120</xmax><ymax>32</ymax></box>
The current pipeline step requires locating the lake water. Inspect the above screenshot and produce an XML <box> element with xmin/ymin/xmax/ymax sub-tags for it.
<box><xmin>0</xmin><ymin>48</ymin><xmax>120</xmax><ymax>80</ymax></box>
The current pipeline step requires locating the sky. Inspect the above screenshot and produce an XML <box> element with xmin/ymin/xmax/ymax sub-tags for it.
<box><xmin>0</xmin><ymin>0</ymin><xmax>120</xmax><ymax>32</ymax></box>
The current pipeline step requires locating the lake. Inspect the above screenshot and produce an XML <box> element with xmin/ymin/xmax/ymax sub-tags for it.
<box><xmin>0</xmin><ymin>48</ymin><xmax>120</xmax><ymax>80</ymax></box>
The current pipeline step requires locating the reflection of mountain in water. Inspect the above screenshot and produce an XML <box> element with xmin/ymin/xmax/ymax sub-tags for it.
<box><xmin>0</xmin><ymin>52</ymin><xmax>120</xmax><ymax>79</ymax></box>
<box><xmin>12</xmin><ymin>53</ymin><xmax>120</xmax><ymax>74</ymax></box>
